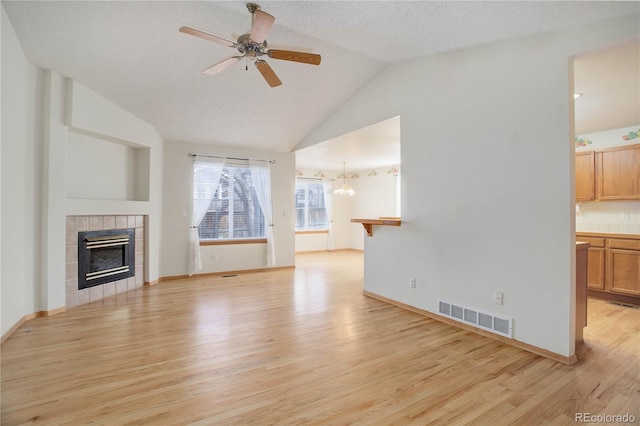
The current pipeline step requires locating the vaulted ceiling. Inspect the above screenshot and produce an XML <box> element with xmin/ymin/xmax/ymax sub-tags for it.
<box><xmin>3</xmin><ymin>1</ymin><xmax>639</xmax><ymax>171</ymax></box>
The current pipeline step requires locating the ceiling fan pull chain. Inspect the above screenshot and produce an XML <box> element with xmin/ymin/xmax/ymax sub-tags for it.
<box><xmin>245</xmin><ymin>57</ymin><xmax>249</xmax><ymax>71</ymax></box>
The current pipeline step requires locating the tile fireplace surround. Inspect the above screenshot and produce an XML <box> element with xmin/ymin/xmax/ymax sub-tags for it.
<box><xmin>66</xmin><ymin>215</ymin><xmax>145</xmax><ymax>308</ymax></box>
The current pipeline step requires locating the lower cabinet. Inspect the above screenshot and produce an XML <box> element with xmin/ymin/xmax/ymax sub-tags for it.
<box><xmin>580</xmin><ymin>237</ymin><xmax>606</xmax><ymax>290</ymax></box>
<box><xmin>608</xmin><ymin>239</ymin><xmax>640</xmax><ymax>297</ymax></box>
<box><xmin>577</xmin><ymin>233</ymin><xmax>640</xmax><ymax>305</ymax></box>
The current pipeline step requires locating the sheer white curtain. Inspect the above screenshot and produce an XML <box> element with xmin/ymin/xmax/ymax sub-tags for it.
<box><xmin>249</xmin><ymin>160</ymin><xmax>276</xmax><ymax>266</ymax></box>
<box><xmin>322</xmin><ymin>179</ymin><xmax>335</xmax><ymax>251</ymax></box>
<box><xmin>190</xmin><ymin>157</ymin><xmax>225</xmax><ymax>276</ymax></box>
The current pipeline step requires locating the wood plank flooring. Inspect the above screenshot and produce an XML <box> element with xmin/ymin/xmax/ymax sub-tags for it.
<box><xmin>2</xmin><ymin>251</ymin><xmax>639</xmax><ymax>425</ymax></box>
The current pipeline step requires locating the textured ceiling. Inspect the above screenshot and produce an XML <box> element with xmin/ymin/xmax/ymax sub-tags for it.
<box><xmin>296</xmin><ymin>116</ymin><xmax>401</xmax><ymax>172</ymax></box>
<box><xmin>574</xmin><ymin>38</ymin><xmax>640</xmax><ymax>135</ymax></box>
<box><xmin>3</xmin><ymin>1</ymin><xmax>639</xmax><ymax>168</ymax></box>
<box><xmin>299</xmin><ymin>36</ymin><xmax>640</xmax><ymax>173</ymax></box>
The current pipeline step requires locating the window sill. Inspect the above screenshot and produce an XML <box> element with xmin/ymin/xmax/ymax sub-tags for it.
<box><xmin>200</xmin><ymin>238</ymin><xmax>267</xmax><ymax>246</ymax></box>
<box><xmin>295</xmin><ymin>230</ymin><xmax>329</xmax><ymax>235</ymax></box>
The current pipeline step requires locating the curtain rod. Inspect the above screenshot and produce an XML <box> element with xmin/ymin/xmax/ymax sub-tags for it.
<box><xmin>188</xmin><ymin>153</ymin><xmax>276</xmax><ymax>164</ymax></box>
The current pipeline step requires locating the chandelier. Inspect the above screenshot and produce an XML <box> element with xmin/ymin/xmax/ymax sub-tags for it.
<box><xmin>334</xmin><ymin>162</ymin><xmax>355</xmax><ymax>196</ymax></box>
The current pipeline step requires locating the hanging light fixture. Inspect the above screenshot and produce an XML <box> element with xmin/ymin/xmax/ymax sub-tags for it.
<box><xmin>334</xmin><ymin>162</ymin><xmax>355</xmax><ymax>196</ymax></box>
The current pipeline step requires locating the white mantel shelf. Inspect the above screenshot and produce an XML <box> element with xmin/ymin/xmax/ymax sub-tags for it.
<box><xmin>351</xmin><ymin>218</ymin><xmax>401</xmax><ymax>237</ymax></box>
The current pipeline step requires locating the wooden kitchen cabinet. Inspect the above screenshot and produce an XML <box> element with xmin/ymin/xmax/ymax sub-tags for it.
<box><xmin>608</xmin><ymin>239</ymin><xmax>640</xmax><ymax>296</ymax></box>
<box><xmin>575</xmin><ymin>242</ymin><xmax>590</xmax><ymax>342</ymax></box>
<box><xmin>578</xmin><ymin>237</ymin><xmax>605</xmax><ymax>290</ymax></box>
<box><xmin>578</xmin><ymin>232</ymin><xmax>640</xmax><ymax>305</ymax></box>
<box><xmin>596</xmin><ymin>144</ymin><xmax>640</xmax><ymax>201</ymax></box>
<box><xmin>587</xmin><ymin>248</ymin><xmax>606</xmax><ymax>290</ymax></box>
<box><xmin>575</xmin><ymin>143</ymin><xmax>640</xmax><ymax>202</ymax></box>
<box><xmin>575</xmin><ymin>151</ymin><xmax>595</xmax><ymax>201</ymax></box>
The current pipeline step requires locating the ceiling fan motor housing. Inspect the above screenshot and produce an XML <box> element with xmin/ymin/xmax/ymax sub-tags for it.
<box><xmin>246</xmin><ymin>3</ymin><xmax>261</xmax><ymax>14</ymax></box>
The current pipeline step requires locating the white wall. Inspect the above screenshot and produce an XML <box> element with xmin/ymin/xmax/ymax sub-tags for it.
<box><xmin>1</xmin><ymin>5</ymin><xmax>164</xmax><ymax>335</ymax></box>
<box><xmin>575</xmin><ymin>124</ymin><xmax>640</xmax><ymax>234</ymax></box>
<box><xmin>1</xmin><ymin>7</ymin><xmax>43</xmax><ymax>332</ymax></box>
<box><xmin>299</xmin><ymin>14</ymin><xmax>639</xmax><ymax>359</ymax></box>
<box><xmin>576</xmin><ymin>124</ymin><xmax>640</xmax><ymax>150</ymax></box>
<box><xmin>161</xmin><ymin>140</ymin><xmax>295</xmax><ymax>277</ymax></box>
<box><xmin>67</xmin><ymin>132</ymin><xmax>149</xmax><ymax>201</ymax></box>
<box><xmin>294</xmin><ymin>167</ymin><xmax>400</xmax><ymax>252</ymax></box>
<box><xmin>348</xmin><ymin>169</ymin><xmax>400</xmax><ymax>250</ymax></box>
<box><xmin>1</xmin><ymin>4</ymin><xmax>3</xmax><ymax>333</ymax></box>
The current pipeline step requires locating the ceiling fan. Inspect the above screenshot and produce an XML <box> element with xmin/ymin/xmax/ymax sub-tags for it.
<box><xmin>179</xmin><ymin>3</ymin><xmax>321</xmax><ymax>87</ymax></box>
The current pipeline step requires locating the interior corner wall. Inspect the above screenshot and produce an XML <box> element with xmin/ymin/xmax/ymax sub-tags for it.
<box><xmin>161</xmin><ymin>140</ymin><xmax>295</xmax><ymax>278</ymax></box>
<box><xmin>293</xmin><ymin>167</ymin><xmax>399</xmax><ymax>252</ymax></box>
<box><xmin>293</xmin><ymin>169</ymin><xmax>354</xmax><ymax>253</ymax></box>
<box><xmin>347</xmin><ymin>170</ymin><xmax>400</xmax><ymax>251</ymax></box>
<box><xmin>299</xmin><ymin>13</ymin><xmax>640</xmax><ymax>358</ymax></box>
<box><xmin>1</xmin><ymin>5</ymin><xmax>3</xmax><ymax>331</ymax></box>
<box><xmin>1</xmin><ymin>6</ymin><xmax>44</xmax><ymax>334</ymax></box>
<box><xmin>2</xmin><ymin>5</ymin><xmax>164</xmax><ymax>335</ymax></box>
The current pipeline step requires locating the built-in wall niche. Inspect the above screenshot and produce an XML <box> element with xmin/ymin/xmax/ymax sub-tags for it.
<box><xmin>66</xmin><ymin>131</ymin><xmax>150</xmax><ymax>201</ymax></box>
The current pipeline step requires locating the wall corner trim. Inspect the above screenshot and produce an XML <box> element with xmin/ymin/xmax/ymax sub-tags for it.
<box><xmin>363</xmin><ymin>290</ymin><xmax>578</xmax><ymax>366</ymax></box>
<box><xmin>1</xmin><ymin>307</ymin><xmax>67</xmax><ymax>345</ymax></box>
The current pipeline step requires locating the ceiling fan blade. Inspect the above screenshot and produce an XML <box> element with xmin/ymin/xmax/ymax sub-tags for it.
<box><xmin>202</xmin><ymin>56</ymin><xmax>243</xmax><ymax>75</ymax></box>
<box><xmin>179</xmin><ymin>26</ymin><xmax>236</xmax><ymax>48</ymax></box>
<box><xmin>255</xmin><ymin>60</ymin><xmax>282</xmax><ymax>87</ymax></box>
<box><xmin>250</xmin><ymin>10</ymin><xmax>275</xmax><ymax>44</ymax></box>
<box><xmin>267</xmin><ymin>50</ymin><xmax>321</xmax><ymax>66</ymax></box>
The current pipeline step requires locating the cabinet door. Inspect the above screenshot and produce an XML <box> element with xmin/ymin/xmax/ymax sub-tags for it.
<box><xmin>596</xmin><ymin>144</ymin><xmax>640</xmax><ymax>200</ymax></box>
<box><xmin>608</xmin><ymin>249</ymin><xmax>640</xmax><ymax>296</ymax></box>
<box><xmin>575</xmin><ymin>151</ymin><xmax>595</xmax><ymax>201</ymax></box>
<box><xmin>586</xmin><ymin>247</ymin><xmax>605</xmax><ymax>290</ymax></box>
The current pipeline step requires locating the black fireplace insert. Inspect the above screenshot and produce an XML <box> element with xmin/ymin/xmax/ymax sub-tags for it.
<box><xmin>78</xmin><ymin>228</ymin><xmax>135</xmax><ymax>290</ymax></box>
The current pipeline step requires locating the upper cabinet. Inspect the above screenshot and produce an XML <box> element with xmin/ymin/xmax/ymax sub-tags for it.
<box><xmin>576</xmin><ymin>143</ymin><xmax>640</xmax><ymax>202</ymax></box>
<box><xmin>576</xmin><ymin>151</ymin><xmax>595</xmax><ymax>201</ymax></box>
<box><xmin>596</xmin><ymin>144</ymin><xmax>640</xmax><ymax>201</ymax></box>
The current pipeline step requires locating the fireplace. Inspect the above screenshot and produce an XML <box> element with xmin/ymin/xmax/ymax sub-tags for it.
<box><xmin>78</xmin><ymin>228</ymin><xmax>135</xmax><ymax>290</ymax></box>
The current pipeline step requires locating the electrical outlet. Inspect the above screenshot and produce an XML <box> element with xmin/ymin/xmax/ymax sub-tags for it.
<box><xmin>212</xmin><ymin>254</ymin><xmax>218</xmax><ymax>262</ymax></box>
<box><xmin>410</xmin><ymin>278</ymin><xmax>417</xmax><ymax>288</ymax></box>
<box><xmin>494</xmin><ymin>291</ymin><xmax>503</xmax><ymax>305</ymax></box>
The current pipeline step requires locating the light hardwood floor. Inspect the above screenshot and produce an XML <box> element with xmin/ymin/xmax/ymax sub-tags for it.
<box><xmin>2</xmin><ymin>251</ymin><xmax>639</xmax><ymax>425</ymax></box>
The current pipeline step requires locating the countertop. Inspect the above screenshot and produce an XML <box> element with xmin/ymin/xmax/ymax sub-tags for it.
<box><xmin>576</xmin><ymin>231</ymin><xmax>640</xmax><ymax>240</ymax></box>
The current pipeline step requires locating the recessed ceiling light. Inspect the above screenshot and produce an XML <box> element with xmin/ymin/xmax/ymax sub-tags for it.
<box><xmin>574</xmin><ymin>93</ymin><xmax>583</xmax><ymax>99</ymax></box>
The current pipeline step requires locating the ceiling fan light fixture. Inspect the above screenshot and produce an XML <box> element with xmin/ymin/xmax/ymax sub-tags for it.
<box><xmin>334</xmin><ymin>186</ymin><xmax>355</xmax><ymax>196</ymax></box>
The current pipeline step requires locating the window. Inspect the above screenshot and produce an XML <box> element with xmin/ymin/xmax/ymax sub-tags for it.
<box><xmin>198</xmin><ymin>164</ymin><xmax>265</xmax><ymax>240</ymax></box>
<box><xmin>295</xmin><ymin>180</ymin><xmax>327</xmax><ymax>231</ymax></box>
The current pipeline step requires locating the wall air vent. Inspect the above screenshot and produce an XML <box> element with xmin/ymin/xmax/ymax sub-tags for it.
<box><xmin>451</xmin><ymin>304</ymin><xmax>464</xmax><ymax>320</ymax></box>
<box><xmin>478</xmin><ymin>312</ymin><xmax>493</xmax><ymax>329</ymax></box>
<box><xmin>493</xmin><ymin>317</ymin><xmax>511</xmax><ymax>335</ymax></box>
<box><xmin>437</xmin><ymin>299</ymin><xmax>513</xmax><ymax>338</ymax></box>
<box><xmin>438</xmin><ymin>301</ymin><xmax>451</xmax><ymax>316</ymax></box>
